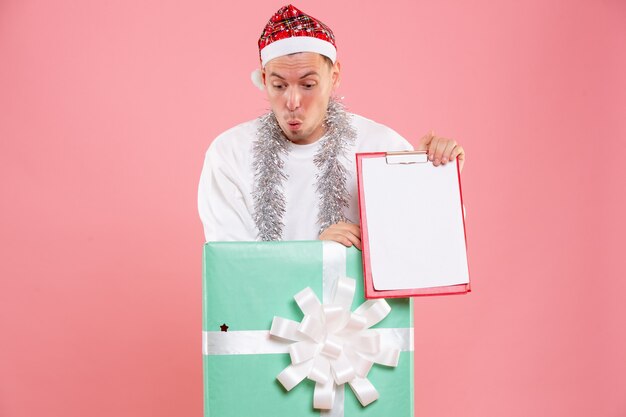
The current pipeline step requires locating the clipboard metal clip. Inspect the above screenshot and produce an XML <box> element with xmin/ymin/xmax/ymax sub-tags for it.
<box><xmin>385</xmin><ymin>151</ymin><xmax>429</xmax><ymax>165</ymax></box>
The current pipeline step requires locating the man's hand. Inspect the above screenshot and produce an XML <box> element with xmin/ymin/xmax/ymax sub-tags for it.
<box><xmin>319</xmin><ymin>222</ymin><xmax>361</xmax><ymax>250</ymax></box>
<box><xmin>416</xmin><ymin>131</ymin><xmax>465</xmax><ymax>172</ymax></box>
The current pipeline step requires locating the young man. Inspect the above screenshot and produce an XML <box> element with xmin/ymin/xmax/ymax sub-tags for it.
<box><xmin>198</xmin><ymin>4</ymin><xmax>465</xmax><ymax>247</ymax></box>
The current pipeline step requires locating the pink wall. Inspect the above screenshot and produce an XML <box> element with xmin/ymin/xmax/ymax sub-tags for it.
<box><xmin>1</xmin><ymin>1</ymin><xmax>625</xmax><ymax>416</ymax></box>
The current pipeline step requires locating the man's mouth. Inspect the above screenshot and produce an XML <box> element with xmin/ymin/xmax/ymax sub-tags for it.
<box><xmin>287</xmin><ymin>120</ymin><xmax>302</xmax><ymax>130</ymax></box>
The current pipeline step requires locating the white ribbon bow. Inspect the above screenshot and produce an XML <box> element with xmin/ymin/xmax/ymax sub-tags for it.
<box><xmin>269</xmin><ymin>276</ymin><xmax>401</xmax><ymax>410</ymax></box>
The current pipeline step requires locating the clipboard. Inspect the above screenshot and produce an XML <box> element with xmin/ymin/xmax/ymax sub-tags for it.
<box><xmin>356</xmin><ymin>151</ymin><xmax>471</xmax><ymax>299</ymax></box>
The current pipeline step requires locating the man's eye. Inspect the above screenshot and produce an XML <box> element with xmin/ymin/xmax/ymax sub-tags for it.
<box><xmin>272</xmin><ymin>84</ymin><xmax>285</xmax><ymax>90</ymax></box>
<box><xmin>303</xmin><ymin>83</ymin><xmax>316</xmax><ymax>89</ymax></box>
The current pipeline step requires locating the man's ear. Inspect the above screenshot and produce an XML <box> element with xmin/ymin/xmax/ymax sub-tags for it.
<box><xmin>331</xmin><ymin>61</ymin><xmax>341</xmax><ymax>90</ymax></box>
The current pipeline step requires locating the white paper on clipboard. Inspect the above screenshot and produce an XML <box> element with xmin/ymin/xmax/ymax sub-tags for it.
<box><xmin>360</xmin><ymin>152</ymin><xmax>469</xmax><ymax>290</ymax></box>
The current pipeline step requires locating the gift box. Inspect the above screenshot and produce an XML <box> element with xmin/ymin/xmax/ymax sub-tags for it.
<box><xmin>202</xmin><ymin>241</ymin><xmax>414</xmax><ymax>417</ymax></box>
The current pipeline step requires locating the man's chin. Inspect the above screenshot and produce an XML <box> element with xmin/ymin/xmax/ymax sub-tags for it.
<box><xmin>283</xmin><ymin>129</ymin><xmax>309</xmax><ymax>143</ymax></box>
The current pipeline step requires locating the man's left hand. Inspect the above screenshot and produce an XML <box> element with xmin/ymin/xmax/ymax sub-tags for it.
<box><xmin>416</xmin><ymin>131</ymin><xmax>465</xmax><ymax>172</ymax></box>
<box><xmin>319</xmin><ymin>222</ymin><xmax>361</xmax><ymax>250</ymax></box>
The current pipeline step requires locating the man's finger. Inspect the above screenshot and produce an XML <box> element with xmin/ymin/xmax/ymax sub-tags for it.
<box><xmin>335</xmin><ymin>222</ymin><xmax>360</xmax><ymax>236</ymax></box>
<box><xmin>441</xmin><ymin>139</ymin><xmax>458</xmax><ymax>164</ymax></box>
<box><xmin>333</xmin><ymin>234</ymin><xmax>354</xmax><ymax>248</ymax></box>
<box><xmin>328</xmin><ymin>222</ymin><xmax>360</xmax><ymax>238</ymax></box>
<box><xmin>341</xmin><ymin>230</ymin><xmax>362</xmax><ymax>250</ymax></box>
<box><xmin>319</xmin><ymin>222</ymin><xmax>361</xmax><ymax>247</ymax></box>
<box><xmin>416</xmin><ymin>131</ymin><xmax>434</xmax><ymax>151</ymax></box>
<box><xmin>321</xmin><ymin>230</ymin><xmax>361</xmax><ymax>250</ymax></box>
<box><xmin>428</xmin><ymin>136</ymin><xmax>440</xmax><ymax>161</ymax></box>
<box><xmin>452</xmin><ymin>146</ymin><xmax>465</xmax><ymax>172</ymax></box>
<box><xmin>432</xmin><ymin>137</ymin><xmax>448</xmax><ymax>165</ymax></box>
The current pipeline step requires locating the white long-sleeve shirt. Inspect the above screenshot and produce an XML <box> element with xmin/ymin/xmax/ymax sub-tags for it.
<box><xmin>198</xmin><ymin>113</ymin><xmax>413</xmax><ymax>242</ymax></box>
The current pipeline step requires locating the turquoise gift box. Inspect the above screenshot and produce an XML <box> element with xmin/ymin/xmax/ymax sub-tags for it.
<box><xmin>202</xmin><ymin>241</ymin><xmax>414</xmax><ymax>417</ymax></box>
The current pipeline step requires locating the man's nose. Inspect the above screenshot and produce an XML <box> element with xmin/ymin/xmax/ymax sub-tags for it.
<box><xmin>286</xmin><ymin>87</ymin><xmax>300</xmax><ymax>111</ymax></box>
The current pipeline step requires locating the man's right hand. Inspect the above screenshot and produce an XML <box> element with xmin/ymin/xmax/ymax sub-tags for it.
<box><xmin>319</xmin><ymin>222</ymin><xmax>362</xmax><ymax>250</ymax></box>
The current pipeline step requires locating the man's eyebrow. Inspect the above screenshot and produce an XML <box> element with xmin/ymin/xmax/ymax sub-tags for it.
<box><xmin>299</xmin><ymin>71</ymin><xmax>319</xmax><ymax>79</ymax></box>
<box><xmin>268</xmin><ymin>71</ymin><xmax>320</xmax><ymax>80</ymax></box>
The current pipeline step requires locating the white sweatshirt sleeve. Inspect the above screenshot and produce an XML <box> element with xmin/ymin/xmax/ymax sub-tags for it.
<box><xmin>197</xmin><ymin>141</ymin><xmax>257</xmax><ymax>242</ymax></box>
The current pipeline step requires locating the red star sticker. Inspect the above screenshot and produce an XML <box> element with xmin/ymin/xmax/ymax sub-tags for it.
<box><xmin>220</xmin><ymin>323</ymin><xmax>229</xmax><ymax>332</ymax></box>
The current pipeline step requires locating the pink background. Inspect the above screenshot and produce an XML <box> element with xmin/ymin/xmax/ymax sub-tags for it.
<box><xmin>1</xmin><ymin>1</ymin><xmax>625</xmax><ymax>416</ymax></box>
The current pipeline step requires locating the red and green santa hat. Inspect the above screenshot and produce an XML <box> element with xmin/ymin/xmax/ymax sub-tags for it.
<box><xmin>251</xmin><ymin>4</ymin><xmax>337</xmax><ymax>89</ymax></box>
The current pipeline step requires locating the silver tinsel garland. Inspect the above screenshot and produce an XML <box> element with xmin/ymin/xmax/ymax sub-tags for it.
<box><xmin>252</xmin><ymin>111</ymin><xmax>291</xmax><ymax>241</ymax></box>
<box><xmin>314</xmin><ymin>99</ymin><xmax>356</xmax><ymax>234</ymax></box>
<box><xmin>252</xmin><ymin>98</ymin><xmax>356</xmax><ymax>241</ymax></box>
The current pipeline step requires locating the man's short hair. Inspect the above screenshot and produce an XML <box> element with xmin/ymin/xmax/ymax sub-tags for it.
<box><xmin>285</xmin><ymin>52</ymin><xmax>334</xmax><ymax>68</ymax></box>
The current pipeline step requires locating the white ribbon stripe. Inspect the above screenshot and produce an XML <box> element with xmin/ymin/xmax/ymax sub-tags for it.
<box><xmin>202</xmin><ymin>327</ymin><xmax>412</xmax><ymax>356</ymax></box>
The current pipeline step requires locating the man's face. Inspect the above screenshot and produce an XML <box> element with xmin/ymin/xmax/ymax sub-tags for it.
<box><xmin>263</xmin><ymin>52</ymin><xmax>340</xmax><ymax>145</ymax></box>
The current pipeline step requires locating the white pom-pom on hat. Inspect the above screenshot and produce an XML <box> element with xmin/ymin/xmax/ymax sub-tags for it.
<box><xmin>251</xmin><ymin>69</ymin><xmax>265</xmax><ymax>91</ymax></box>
